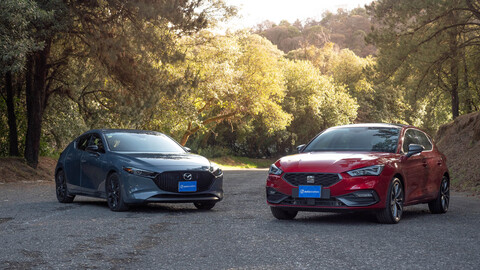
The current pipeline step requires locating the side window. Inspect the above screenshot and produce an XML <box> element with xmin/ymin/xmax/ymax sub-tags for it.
<box><xmin>402</xmin><ymin>129</ymin><xmax>417</xmax><ymax>153</ymax></box>
<box><xmin>414</xmin><ymin>130</ymin><xmax>433</xmax><ymax>151</ymax></box>
<box><xmin>77</xmin><ymin>135</ymin><xmax>90</xmax><ymax>151</ymax></box>
<box><xmin>89</xmin><ymin>133</ymin><xmax>105</xmax><ymax>153</ymax></box>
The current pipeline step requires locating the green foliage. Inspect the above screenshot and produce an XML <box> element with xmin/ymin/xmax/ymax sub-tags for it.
<box><xmin>283</xmin><ymin>59</ymin><xmax>358</xmax><ymax>144</ymax></box>
<box><xmin>157</xmin><ymin>31</ymin><xmax>292</xmax><ymax>145</ymax></box>
<box><xmin>256</xmin><ymin>8</ymin><xmax>376</xmax><ymax>56</ymax></box>
<box><xmin>194</xmin><ymin>145</ymin><xmax>233</xmax><ymax>159</ymax></box>
<box><xmin>367</xmin><ymin>0</ymin><xmax>480</xmax><ymax>132</ymax></box>
<box><xmin>193</xmin><ymin>55</ymin><xmax>359</xmax><ymax>158</ymax></box>
<box><xmin>10</xmin><ymin>0</ymin><xmax>480</xmax><ymax>162</ymax></box>
<box><xmin>0</xmin><ymin>0</ymin><xmax>49</xmax><ymax>73</ymax></box>
<box><xmin>287</xmin><ymin>43</ymin><xmax>378</xmax><ymax>123</ymax></box>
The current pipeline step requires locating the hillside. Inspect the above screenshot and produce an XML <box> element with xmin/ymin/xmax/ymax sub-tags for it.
<box><xmin>0</xmin><ymin>157</ymin><xmax>56</xmax><ymax>183</ymax></box>
<box><xmin>436</xmin><ymin>111</ymin><xmax>480</xmax><ymax>193</ymax></box>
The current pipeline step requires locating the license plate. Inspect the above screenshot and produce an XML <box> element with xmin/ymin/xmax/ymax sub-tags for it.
<box><xmin>298</xmin><ymin>185</ymin><xmax>322</xmax><ymax>198</ymax></box>
<box><xmin>178</xmin><ymin>181</ymin><xmax>197</xmax><ymax>192</ymax></box>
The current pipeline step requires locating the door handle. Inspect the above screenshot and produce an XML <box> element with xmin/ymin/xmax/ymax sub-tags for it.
<box><xmin>81</xmin><ymin>159</ymin><xmax>86</xmax><ymax>163</ymax></box>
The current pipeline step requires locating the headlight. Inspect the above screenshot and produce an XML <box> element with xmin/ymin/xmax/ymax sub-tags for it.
<box><xmin>346</xmin><ymin>165</ymin><xmax>384</xmax><ymax>177</ymax></box>
<box><xmin>209</xmin><ymin>162</ymin><xmax>223</xmax><ymax>177</ymax></box>
<box><xmin>269</xmin><ymin>164</ymin><xmax>283</xmax><ymax>175</ymax></box>
<box><xmin>123</xmin><ymin>167</ymin><xmax>157</xmax><ymax>178</ymax></box>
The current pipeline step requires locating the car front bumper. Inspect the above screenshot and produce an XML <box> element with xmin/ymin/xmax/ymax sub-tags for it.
<box><xmin>120</xmin><ymin>172</ymin><xmax>223</xmax><ymax>204</ymax></box>
<box><xmin>266</xmin><ymin>173</ymin><xmax>390</xmax><ymax>211</ymax></box>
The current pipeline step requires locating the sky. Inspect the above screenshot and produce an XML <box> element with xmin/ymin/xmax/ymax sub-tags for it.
<box><xmin>217</xmin><ymin>0</ymin><xmax>374</xmax><ymax>31</ymax></box>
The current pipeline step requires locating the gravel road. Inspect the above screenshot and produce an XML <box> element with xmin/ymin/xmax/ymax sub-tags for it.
<box><xmin>0</xmin><ymin>169</ymin><xmax>479</xmax><ymax>269</ymax></box>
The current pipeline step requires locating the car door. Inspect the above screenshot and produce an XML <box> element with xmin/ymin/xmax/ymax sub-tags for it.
<box><xmin>64</xmin><ymin>134</ymin><xmax>90</xmax><ymax>190</ymax></box>
<box><xmin>80</xmin><ymin>133</ymin><xmax>108</xmax><ymax>194</ymax></box>
<box><xmin>414</xmin><ymin>130</ymin><xmax>438</xmax><ymax>199</ymax></box>
<box><xmin>402</xmin><ymin>129</ymin><xmax>428</xmax><ymax>203</ymax></box>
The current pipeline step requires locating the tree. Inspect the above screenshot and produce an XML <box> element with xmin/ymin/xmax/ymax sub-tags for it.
<box><xmin>367</xmin><ymin>0</ymin><xmax>480</xmax><ymax>122</ymax></box>
<box><xmin>257</xmin><ymin>8</ymin><xmax>376</xmax><ymax>56</ymax></box>
<box><xmin>286</xmin><ymin>43</ymin><xmax>376</xmax><ymax>123</ymax></box>
<box><xmin>206</xmin><ymin>58</ymin><xmax>359</xmax><ymax>158</ymax></box>
<box><xmin>0</xmin><ymin>0</ymin><xmax>46</xmax><ymax>156</ymax></box>
<box><xmin>4</xmin><ymin>0</ymin><xmax>234</xmax><ymax>167</ymax></box>
<box><xmin>165</xmin><ymin>31</ymin><xmax>291</xmax><ymax>146</ymax></box>
<box><xmin>283</xmin><ymin>60</ymin><xmax>358</xmax><ymax>144</ymax></box>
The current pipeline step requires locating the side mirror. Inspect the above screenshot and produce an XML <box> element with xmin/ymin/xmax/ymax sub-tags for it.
<box><xmin>296</xmin><ymin>144</ymin><xmax>306</xmax><ymax>153</ymax></box>
<box><xmin>183</xmin><ymin>147</ymin><xmax>191</xmax><ymax>153</ymax></box>
<box><xmin>86</xmin><ymin>145</ymin><xmax>99</xmax><ymax>153</ymax></box>
<box><xmin>405</xmin><ymin>144</ymin><xmax>424</xmax><ymax>158</ymax></box>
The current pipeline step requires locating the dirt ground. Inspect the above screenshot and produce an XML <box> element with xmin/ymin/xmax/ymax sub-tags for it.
<box><xmin>0</xmin><ymin>157</ymin><xmax>56</xmax><ymax>183</ymax></box>
<box><xmin>436</xmin><ymin>111</ymin><xmax>480</xmax><ymax>194</ymax></box>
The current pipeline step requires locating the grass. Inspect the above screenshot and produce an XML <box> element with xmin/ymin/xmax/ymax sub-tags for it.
<box><xmin>211</xmin><ymin>156</ymin><xmax>277</xmax><ymax>169</ymax></box>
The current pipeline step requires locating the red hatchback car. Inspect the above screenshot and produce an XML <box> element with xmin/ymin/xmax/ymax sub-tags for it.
<box><xmin>266</xmin><ymin>123</ymin><xmax>450</xmax><ymax>224</ymax></box>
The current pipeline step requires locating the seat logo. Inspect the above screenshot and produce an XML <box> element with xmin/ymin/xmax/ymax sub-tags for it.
<box><xmin>307</xmin><ymin>175</ymin><xmax>315</xmax><ymax>184</ymax></box>
<box><xmin>183</xmin><ymin>173</ymin><xmax>193</xmax><ymax>181</ymax></box>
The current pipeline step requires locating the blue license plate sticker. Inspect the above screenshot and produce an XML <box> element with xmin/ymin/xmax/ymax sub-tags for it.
<box><xmin>298</xmin><ymin>185</ymin><xmax>322</xmax><ymax>198</ymax></box>
<box><xmin>178</xmin><ymin>181</ymin><xmax>197</xmax><ymax>192</ymax></box>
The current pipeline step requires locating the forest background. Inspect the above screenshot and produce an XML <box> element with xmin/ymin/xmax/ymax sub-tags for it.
<box><xmin>1</xmin><ymin>0</ymin><xmax>480</xmax><ymax>169</ymax></box>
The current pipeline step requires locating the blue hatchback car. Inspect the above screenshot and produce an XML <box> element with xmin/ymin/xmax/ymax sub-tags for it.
<box><xmin>55</xmin><ymin>129</ymin><xmax>223</xmax><ymax>211</ymax></box>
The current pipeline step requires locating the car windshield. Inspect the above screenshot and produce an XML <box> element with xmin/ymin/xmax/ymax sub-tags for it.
<box><xmin>303</xmin><ymin>127</ymin><xmax>400</xmax><ymax>153</ymax></box>
<box><xmin>105</xmin><ymin>132</ymin><xmax>185</xmax><ymax>153</ymax></box>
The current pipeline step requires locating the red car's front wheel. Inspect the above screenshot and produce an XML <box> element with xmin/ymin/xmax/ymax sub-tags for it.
<box><xmin>376</xmin><ymin>177</ymin><xmax>404</xmax><ymax>224</ymax></box>
<box><xmin>270</xmin><ymin>207</ymin><xmax>298</xmax><ymax>220</ymax></box>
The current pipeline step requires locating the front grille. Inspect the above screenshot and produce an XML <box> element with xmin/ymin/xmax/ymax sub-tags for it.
<box><xmin>153</xmin><ymin>171</ymin><xmax>214</xmax><ymax>192</ymax></box>
<box><xmin>283</xmin><ymin>173</ymin><xmax>341</xmax><ymax>187</ymax></box>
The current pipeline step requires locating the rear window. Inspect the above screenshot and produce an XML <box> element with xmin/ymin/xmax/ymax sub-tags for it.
<box><xmin>303</xmin><ymin>127</ymin><xmax>400</xmax><ymax>153</ymax></box>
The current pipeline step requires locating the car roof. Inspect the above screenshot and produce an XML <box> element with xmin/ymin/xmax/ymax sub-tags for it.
<box><xmin>83</xmin><ymin>129</ymin><xmax>166</xmax><ymax>135</ymax></box>
<box><xmin>328</xmin><ymin>123</ymin><xmax>410</xmax><ymax>129</ymax></box>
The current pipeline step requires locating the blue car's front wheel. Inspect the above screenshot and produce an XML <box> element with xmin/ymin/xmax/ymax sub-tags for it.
<box><xmin>106</xmin><ymin>173</ymin><xmax>129</xmax><ymax>212</ymax></box>
<box><xmin>55</xmin><ymin>170</ymin><xmax>75</xmax><ymax>203</ymax></box>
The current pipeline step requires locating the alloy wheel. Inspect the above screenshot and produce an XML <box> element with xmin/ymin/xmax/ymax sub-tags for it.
<box><xmin>107</xmin><ymin>175</ymin><xmax>120</xmax><ymax>209</ymax></box>
<box><xmin>440</xmin><ymin>177</ymin><xmax>450</xmax><ymax>211</ymax></box>
<box><xmin>390</xmin><ymin>180</ymin><xmax>404</xmax><ymax>222</ymax></box>
<box><xmin>106</xmin><ymin>173</ymin><xmax>128</xmax><ymax>211</ymax></box>
<box><xmin>56</xmin><ymin>173</ymin><xmax>66</xmax><ymax>199</ymax></box>
<box><xmin>55</xmin><ymin>170</ymin><xmax>74</xmax><ymax>203</ymax></box>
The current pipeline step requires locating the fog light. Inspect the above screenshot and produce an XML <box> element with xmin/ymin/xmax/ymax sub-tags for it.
<box><xmin>267</xmin><ymin>188</ymin><xmax>277</xmax><ymax>195</ymax></box>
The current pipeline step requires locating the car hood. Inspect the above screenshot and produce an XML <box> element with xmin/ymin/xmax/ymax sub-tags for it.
<box><xmin>277</xmin><ymin>152</ymin><xmax>398</xmax><ymax>174</ymax></box>
<box><xmin>112</xmin><ymin>152</ymin><xmax>212</xmax><ymax>172</ymax></box>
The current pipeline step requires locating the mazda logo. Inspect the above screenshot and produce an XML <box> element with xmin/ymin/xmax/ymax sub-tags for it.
<box><xmin>183</xmin><ymin>173</ymin><xmax>193</xmax><ymax>181</ymax></box>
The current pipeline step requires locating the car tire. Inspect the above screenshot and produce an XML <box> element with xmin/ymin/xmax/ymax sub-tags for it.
<box><xmin>55</xmin><ymin>170</ymin><xmax>75</xmax><ymax>203</ymax></box>
<box><xmin>376</xmin><ymin>177</ymin><xmax>404</xmax><ymax>224</ymax></box>
<box><xmin>270</xmin><ymin>207</ymin><xmax>298</xmax><ymax>220</ymax></box>
<box><xmin>194</xmin><ymin>201</ymin><xmax>216</xmax><ymax>210</ymax></box>
<box><xmin>106</xmin><ymin>173</ymin><xmax>129</xmax><ymax>212</ymax></box>
<box><xmin>428</xmin><ymin>175</ymin><xmax>450</xmax><ymax>214</ymax></box>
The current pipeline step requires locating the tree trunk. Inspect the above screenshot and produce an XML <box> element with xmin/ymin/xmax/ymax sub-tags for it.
<box><xmin>448</xmin><ymin>11</ymin><xmax>460</xmax><ymax>119</ymax></box>
<box><xmin>24</xmin><ymin>41</ymin><xmax>51</xmax><ymax>168</ymax></box>
<box><xmin>180</xmin><ymin>132</ymin><xmax>191</xmax><ymax>146</ymax></box>
<box><xmin>5</xmin><ymin>72</ymin><xmax>20</xmax><ymax>156</ymax></box>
